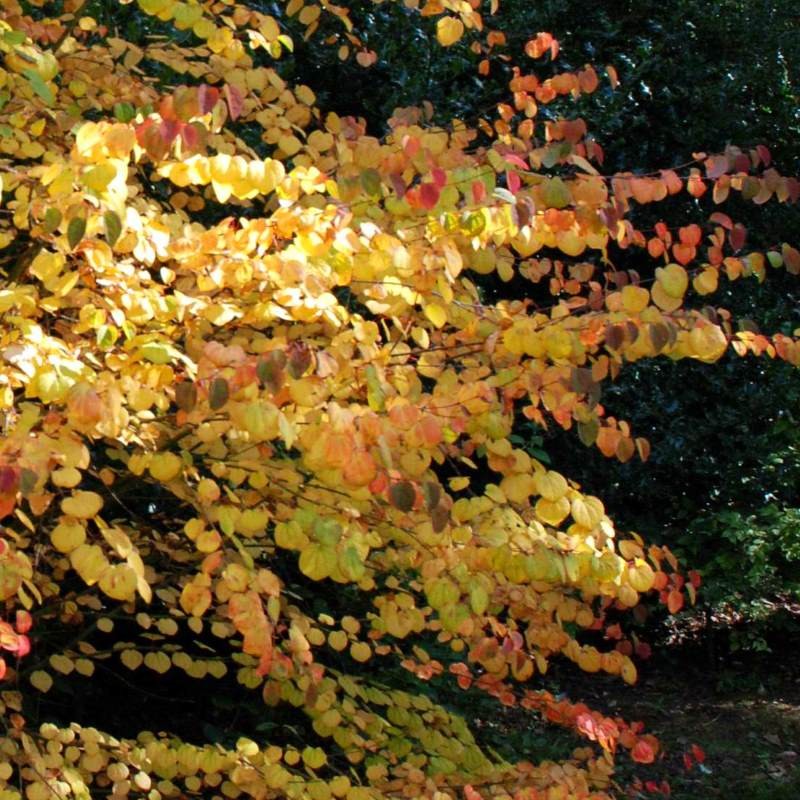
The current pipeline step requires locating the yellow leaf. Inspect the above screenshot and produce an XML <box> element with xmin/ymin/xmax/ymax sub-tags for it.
<box><xmin>148</xmin><ymin>452</ymin><xmax>183</xmax><ymax>482</ymax></box>
<box><xmin>424</xmin><ymin>303</ymin><xmax>448</xmax><ymax>329</ymax></box>
<box><xmin>74</xmin><ymin>658</ymin><xmax>95</xmax><ymax>677</ymax></box>
<box><xmin>535</xmin><ymin>496</ymin><xmax>571</xmax><ymax>525</ymax></box>
<box><xmin>120</xmin><ymin>649</ymin><xmax>144</xmax><ymax>670</ymax></box>
<box><xmin>51</xmin><ymin>467</ymin><xmax>81</xmax><ymax>488</ymax></box>
<box><xmin>299</xmin><ymin>544</ymin><xmax>335</xmax><ymax>581</ymax></box>
<box><xmin>689</xmin><ymin>323</ymin><xmax>727</xmax><ymax>363</ymax></box>
<box><xmin>499</xmin><ymin>473</ymin><xmax>536</xmax><ymax>504</ymax></box>
<box><xmin>82</xmin><ymin>162</ymin><xmax>117</xmax><ymax>194</ymax></box>
<box><xmin>30</xmin><ymin>251</ymin><xmax>64</xmax><ymax>283</ymax></box>
<box><xmin>50</xmin><ymin>520</ymin><xmax>86</xmax><ymax>554</ymax></box>
<box><xmin>651</xmin><ymin>281</ymin><xmax>683</xmax><ymax>312</ymax></box>
<box><xmin>621</xmin><ymin>657</ymin><xmax>637</xmax><ymax>685</ymax></box>
<box><xmin>30</xmin><ymin>670</ymin><xmax>53</xmax><ymax>693</ymax></box>
<box><xmin>571</xmin><ymin>495</ymin><xmax>604</xmax><ymax>529</ymax></box>
<box><xmin>628</xmin><ymin>558</ymin><xmax>655</xmax><ymax>592</ymax></box>
<box><xmin>70</xmin><ymin>544</ymin><xmax>108</xmax><ymax>585</ymax></box>
<box><xmin>278</xmin><ymin>134</ymin><xmax>302</xmax><ymax>156</ymax></box>
<box><xmin>621</xmin><ymin>285</ymin><xmax>650</xmax><ymax>314</ymax></box>
<box><xmin>49</xmin><ymin>654</ymin><xmax>75</xmax><ymax>675</ymax></box>
<box><xmin>99</xmin><ymin>564</ymin><xmax>137</xmax><ymax>601</ymax></box>
<box><xmin>302</xmin><ymin>746</ymin><xmax>327</xmax><ymax>769</ymax></box>
<box><xmin>436</xmin><ymin>17</ymin><xmax>465</xmax><ymax>47</ymax></box>
<box><xmin>656</xmin><ymin>263</ymin><xmax>688</xmax><ymax>299</ymax></box>
<box><xmin>693</xmin><ymin>267</ymin><xmax>719</xmax><ymax>295</ymax></box>
<box><xmin>349</xmin><ymin>641</ymin><xmax>371</xmax><ymax>662</ymax></box>
<box><xmin>534</xmin><ymin>470</ymin><xmax>568</xmax><ymax>501</ymax></box>
<box><xmin>196</xmin><ymin>528</ymin><xmax>222</xmax><ymax>553</ymax></box>
<box><xmin>144</xmin><ymin>651</ymin><xmax>172</xmax><ymax>674</ymax></box>
<box><xmin>61</xmin><ymin>490</ymin><xmax>103</xmax><ymax>519</ymax></box>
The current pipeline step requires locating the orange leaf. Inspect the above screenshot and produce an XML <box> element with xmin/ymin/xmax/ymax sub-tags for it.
<box><xmin>672</xmin><ymin>243</ymin><xmax>696</xmax><ymax>265</ymax></box>
<box><xmin>631</xmin><ymin>739</ymin><xmax>656</xmax><ymax>764</ymax></box>
<box><xmin>666</xmin><ymin>589</ymin><xmax>684</xmax><ymax>614</ymax></box>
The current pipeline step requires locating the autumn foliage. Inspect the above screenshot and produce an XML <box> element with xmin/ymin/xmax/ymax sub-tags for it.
<box><xmin>0</xmin><ymin>0</ymin><xmax>797</xmax><ymax>798</ymax></box>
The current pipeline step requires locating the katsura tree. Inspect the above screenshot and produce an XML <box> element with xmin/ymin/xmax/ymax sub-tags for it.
<box><xmin>0</xmin><ymin>2</ymin><xmax>797</xmax><ymax>799</ymax></box>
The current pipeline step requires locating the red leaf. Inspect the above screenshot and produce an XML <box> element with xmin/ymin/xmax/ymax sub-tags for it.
<box><xmin>224</xmin><ymin>84</ymin><xmax>245</xmax><ymax>121</ymax></box>
<box><xmin>420</xmin><ymin>183</ymin><xmax>440</xmax><ymax>210</ymax></box>
<box><xmin>705</xmin><ymin>156</ymin><xmax>728</xmax><ymax>179</ymax></box>
<box><xmin>635</xmin><ymin>642</ymin><xmax>652</xmax><ymax>660</ymax></box>
<box><xmin>729</xmin><ymin>223</ymin><xmax>747</xmax><ymax>252</ymax></box>
<box><xmin>159</xmin><ymin>118</ymin><xmax>181</xmax><ymax>146</ymax></box>
<box><xmin>691</xmin><ymin>744</ymin><xmax>706</xmax><ymax>764</ymax></box>
<box><xmin>198</xmin><ymin>84</ymin><xmax>220</xmax><ymax>114</ymax></box>
<box><xmin>431</xmin><ymin>167</ymin><xmax>447</xmax><ymax>188</ymax></box>
<box><xmin>0</xmin><ymin>495</ymin><xmax>15</xmax><ymax>520</ymax></box>
<box><xmin>506</xmin><ymin>170</ymin><xmax>521</xmax><ymax>195</ymax></box>
<box><xmin>709</xmin><ymin>211</ymin><xmax>733</xmax><ymax>230</ymax></box>
<box><xmin>471</xmin><ymin>179</ymin><xmax>486</xmax><ymax>204</ymax></box>
<box><xmin>180</xmin><ymin>122</ymin><xmax>199</xmax><ymax>151</ymax></box>
<box><xmin>0</xmin><ymin>466</ymin><xmax>19</xmax><ymax>495</ymax></box>
<box><xmin>605</xmin><ymin>623</ymin><xmax>622</xmax><ymax>640</ymax></box>
<box><xmin>16</xmin><ymin>634</ymin><xmax>30</xmax><ymax>658</ymax></box>
<box><xmin>504</xmin><ymin>152</ymin><xmax>529</xmax><ymax>170</ymax></box>
<box><xmin>389</xmin><ymin>173</ymin><xmax>406</xmax><ymax>198</ymax></box>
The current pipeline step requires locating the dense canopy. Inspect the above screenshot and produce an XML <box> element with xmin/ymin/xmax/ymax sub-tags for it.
<box><xmin>0</xmin><ymin>2</ymin><xmax>797</xmax><ymax>800</ymax></box>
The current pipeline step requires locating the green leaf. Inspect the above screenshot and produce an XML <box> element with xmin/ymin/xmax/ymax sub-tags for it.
<box><xmin>104</xmin><ymin>211</ymin><xmax>122</xmax><ymax>247</ymax></box>
<box><xmin>140</xmin><ymin>342</ymin><xmax>175</xmax><ymax>365</ymax></box>
<box><xmin>113</xmin><ymin>102</ymin><xmax>136</xmax><ymax>123</ymax></box>
<box><xmin>22</xmin><ymin>69</ymin><xmax>54</xmax><ymax>106</ymax></box>
<box><xmin>542</xmin><ymin>177</ymin><xmax>572</xmax><ymax>209</ymax></box>
<box><xmin>67</xmin><ymin>216</ymin><xmax>86</xmax><ymax>250</ymax></box>
<box><xmin>360</xmin><ymin>169</ymin><xmax>382</xmax><ymax>197</ymax></box>
<box><xmin>2</xmin><ymin>31</ymin><xmax>27</xmax><ymax>46</ymax></box>
<box><xmin>43</xmin><ymin>207</ymin><xmax>62</xmax><ymax>235</ymax></box>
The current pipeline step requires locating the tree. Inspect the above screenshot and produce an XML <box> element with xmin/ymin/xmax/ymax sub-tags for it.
<box><xmin>0</xmin><ymin>1</ymin><xmax>797</xmax><ymax>799</ymax></box>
